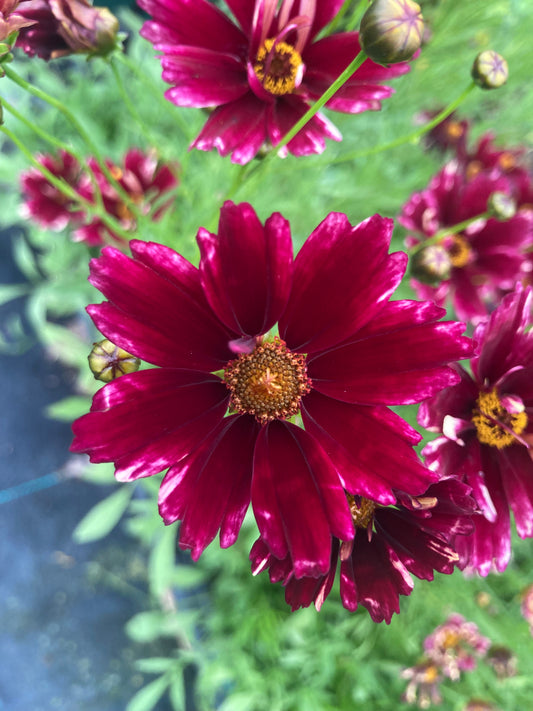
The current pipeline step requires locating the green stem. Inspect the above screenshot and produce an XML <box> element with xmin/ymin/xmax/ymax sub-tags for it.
<box><xmin>3</xmin><ymin>64</ymin><xmax>143</xmax><ymax>220</ymax></box>
<box><xmin>346</xmin><ymin>0</ymin><xmax>368</xmax><ymax>31</ymax></box>
<box><xmin>0</xmin><ymin>95</ymin><xmax>104</xmax><ymax>210</ymax></box>
<box><xmin>409</xmin><ymin>210</ymin><xmax>490</xmax><ymax>255</ymax></box>
<box><xmin>1</xmin><ymin>124</ymin><xmax>136</xmax><ymax>244</ymax></box>
<box><xmin>330</xmin><ymin>82</ymin><xmax>477</xmax><ymax>165</ymax></box>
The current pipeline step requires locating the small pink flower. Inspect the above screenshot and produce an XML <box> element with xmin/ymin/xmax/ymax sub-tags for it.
<box><xmin>423</xmin><ymin>613</ymin><xmax>491</xmax><ymax>680</ymax></box>
<box><xmin>138</xmin><ymin>0</ymin><xmax>414</xmax><ymax>163</ymax></box>
<box><xmin>419</xmin><ymin>286</ymin><xmax>533</xmax><ymax>575</ymax></box>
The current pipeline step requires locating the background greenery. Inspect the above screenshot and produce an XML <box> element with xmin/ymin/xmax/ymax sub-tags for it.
<box><xmin>1</xmin><ymin>0</ymin><xmax>533</xmax><ymax>709</ymax></box>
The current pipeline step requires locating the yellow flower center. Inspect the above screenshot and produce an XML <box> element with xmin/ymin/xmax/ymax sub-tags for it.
<box><xmin>498</xmin><ymin>152</ymin><xmax>516</xmax><ymax>171</ymax></box>
<box><xmin>254</xmin><ymin>38</ymin><xmax>302</xmax><ymax>96</ymax></box>
<box><xmin>446</xmin><ymin>234</ymin><xmax>472</xmax><ymax>268</ymax></box>
<box><xmin>224</xmin><ymin>337</ymin><xmax>311</xmax><ymax>425</ymax></box>
<box><xmin>347</xmin><ymin>495</ymin><xmax>376</xmax><ymax>529</ymax></box>
<box><xmin>472</xmin><ymin>389</ymin><xmax>528</xmax><ymax>449</ymax></box>
<box><xmin>445</xmin><ymin>121</ymin><xmax>464</xmax><ymax>141</ymax></box>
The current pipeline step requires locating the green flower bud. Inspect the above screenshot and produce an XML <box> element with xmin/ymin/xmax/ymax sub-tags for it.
<box><xmin>487</xmin><ymin>192</ymin><xmax>516</xmax><ymax>221</ymax></box>
<box><xmin>471</xmin><ymin>51</ymin><xmax>508</xmax><ymax>90</ymax></box>
<box><xmin>88</xmin><ymin>338</ymin><xmax>140</xmax><ymax>383</ymax></box>
<box><xmin>410</xmin><ymin>244</ymin><xmax>452</xmax><ymax>284</ymax></box>
<box><xmin>359</xmin><ymin>0</ymin><xmax>424</xmax><ymax>65</ymax></box>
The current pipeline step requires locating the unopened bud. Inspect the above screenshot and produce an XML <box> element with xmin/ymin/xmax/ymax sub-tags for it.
<box><xmin>487</xmin><ymin>192</ymin><xmax>516</xmax><ymax>221</ymax></box>
<box><xmin>359</xmin><ymin>0</ymin><xmax>424</xmax><ymax>65</ymax></box>
<box><xmin>410</xmin><ymin>244</ymin><xmax>451</xmax><ymax>284</ymax></box>
<box><xmin>471</xmin><ymin>51</ymin><xmax>508</xmax><ymax>90</ymax></box>
<box><xmin>52</xmin><ymin>0</ymin><xmax>119</xmax><ymax>57</ymax></box>
<box><xmin>88</xmin><ymin>338</ymin><xmax>140</xmax><ymax>382</ymax></box>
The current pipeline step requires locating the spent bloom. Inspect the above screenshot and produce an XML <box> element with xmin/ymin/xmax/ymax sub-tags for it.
<box><xmin>400</xmin><ymin>161</ymin><xmax>533</xmax><ymax>324</ymax></box>
<box><xmin>138</xmin><ymin>0</ymin><xmax>414</xmax><ymax>163</ymax></box>
<box><xmin>16</xmin><ymin>0</ymin><xmax>119</xmax><ymax>59</ymax></box>
<box><xmin>423</xmin><ymin>613</ymin><xmax>491</xmax><ymax>680</ymax></box>
<box><xmin>72</xmin><ymin>201</ymin><xmax>472</xmax><ymax>583</ymax></box>
<box><xmin>250</xmin><ymin>478</ymin><xmax>475</xmax><ymax>623</ymax></box>
<box><xmin>401</xmin><ymin>660</ymin><xmax>442</xmax><ymax>708</ymax></box>
<box><xmin>74</xmin><ymin>148</ymin><xmax>179</xmax><ymax>246</ymax></box>
<box><xmin>0</xmin><ymin>0</ymin><xmax>36</xmax><ymax>45</ymax></box>
<box><xmin>419</xmin><ymin>286</ymin><xmax>533</xmax><ymax>575</ymax></box>
<box><xmin>20</xmin><ymin>149</ymin><xmax>86</xmax><ymax>229</ymax></box>
<box><xmin>521</xmin><ymin>583</ymin><xmax>533</xmax><ymax>634</ymax></box>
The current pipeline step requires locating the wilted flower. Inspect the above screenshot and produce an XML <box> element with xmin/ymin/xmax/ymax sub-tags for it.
<box><xmin>401</xmin><ymin>660</ymin><xmax>442</xmax><ymax>708</ymax></box>
<box><xmin>16</xmin><ymin>0</ymin><xmax>118</xmax><ymax>60</ymax></box>
<box><xmin>72</xmin><ymin>202</ymin><xmax>472</xmax><ymax>577</ymax></box>
<box><xmin>359</xmin><ymin>0</ymin><xmax>424</xmax><ymax>65</ymax></box>
<box><xmin>74</xmin><ymin>148</ymin><xmax>178</xmax><ymax>246</ymax></box>
<box><xmin>423</xmin><ymin>613</ymin><xmax>491</xmax><ymax>680</ymax></box>
<box><xmin>88</xmin><ymin>338</ymin><xmax>140</xmax><ymax>382</ymax></box>
<box><xmin>0</xmin><ymin>0</ymin><xmax>36</xmax><ymax>44</ymax></box>
<box><xmin>400</xmin><ymin>162</ymin><xmax>533</xmax><ymax>323</ymax></box>
<box><xmin>463</xmin><ymin>700</ymin><xmax>501</xmax><ymax>711</ymax></box>
<box><xmin>419</xmin><ymin>286</ymin><xmax>533</xmax><ymax>575</ymax></box>
<box><xmin>137</xmin><ymin>0</ymin><xmax>414</xmax><ymax>163</ymax></box>
<box><xmin>486</xmin><ymin>645</ymin><xmax>517</xmax><ymax>679</ymax></box>
<box><xmin>250</xmin><ymin>478</ymin><xmax>475</xmax><ymax>623</ymax></box>
<box><xmin>471</xmin><ymin>50</ymin><xmax>508</xmax><ymax>90</ymax></box>
<box><xmin>416</xmin><ymin>110</ymin><xmax>470</xmax><ymax>156</ymax></box>
<box><xmin>20</xmin><ymin>148</ymin><xmax>85</xmax><ymax>229</ymax></box>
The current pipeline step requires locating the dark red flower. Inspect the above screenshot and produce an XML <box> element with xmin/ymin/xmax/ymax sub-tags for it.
<box><xmin>0</xmin><ymin>0</ymin><xmax>36</xmax><ymax>44</ymax></box>
<box><xmin>16</xmin><ymin>0</ymin><xmax>118</xmax><ymax>60</ymax></box>
<box><xmin>72</xmin><ymin>202</ymin><xmax>472</xmax><ymax>581</ymax></box>
<box><xmin>20</xmin><ymin>148</ymin><xmax>85</xmax><ymax>229</ymax></box>
<box><xmin>74</xmin><ymin>148</ymin><xmax>179</xmax><ymax>246</ymax></box>
<box><xmin>400</xmin><ymin>162</ymin><xmax>533</xmax><ymax>324</ymax></box>
<box><xmin>137</xmin><ymin>0</ymin><xmax>414</xmax><ymax>163</ymax></box>
<box><xmin>250</xmin><ymin>478</ymin><xmax>475</xmax><ymax>622</ymax></box>
<box><xmin>419</xmin><ymin>286</ymin><xmax>533</xmax><ymax>575</ymax></box>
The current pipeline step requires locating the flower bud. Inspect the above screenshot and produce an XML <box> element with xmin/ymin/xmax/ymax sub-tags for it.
<box><xmin>487</xmin><ymin>191</ymin><xmax>516</xmax><ymax>221</ymax></box>
<box><xmin>471</xmin><ymin>51</ymin><xmax>508</xmax><ymax>90</ymax></box>
<box><xmin>359</xmin><ymin>0</ymin><xmax>424</xmax><ymax>65</ymax></box>
<box><xmin>51</xmin><ymin>0</ymin><xmax>119</xmax><ymax>57</ymax></box>
<box><xmin>88</xmin><ymin>338</ymin><xmax>140</xmax><ymax>382</ymax></box>
<box><xmin>410</xmin><ymin>244</ymin><xmax>451</xmax><ymax>284</ymax></box>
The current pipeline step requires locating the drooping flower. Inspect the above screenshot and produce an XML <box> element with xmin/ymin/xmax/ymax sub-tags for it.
<box><xmin>400</xmin><ymin>161</ymin><xmax>533</xmax><ymax>323</ymax></box>
<box><xmin>486</xmin><ymin>645</ymin><xmax>517</xmax><ymax>679</ymax></box>
<box><xmin>400</xmin><ymin>660</ymin><xmax>442</xmax><ymax>708</ymax></box>
<box><xmin>0</xmin><ymin>0</ymin><xmax>36</xmax><ymax>45</ymax></box>
<box><xmin>415</xmin><ymin>109</ymin><xmax>470</xmax><ymax>157</ymax></box>
<box><xmin>16</xmin><ymin>0</ymin><xmax>118</xmax><ymax>60</ymax></box>
<box><xmin>423</xmin><ymin>613</ymin><xmax>491</xmax><ymax>680</ymax></box>
<box><xmin>250</xmin><ymin>477</ymin><xmax>475</xmax><ymax>622</ymax></box>
<box><xmin>20</xmin><ymin>148</ymin><xmax>85</xmax><ymax>229</ymax></box>
<box><xmin>419</xmin><ymin>286</ymin><xmax>533</xmax><ymax>575</ymax></box>
<box><xmin>74</xmin><ymin>148</ymin><xmax>178</xmax><ymax>246</ymax></box>
<box><xmin>72</xmin><ymin>202</ymin><xmax>472</xmax><ymax>580</ymax></box>
<box><xmin>137</xmin><ymin>0</ymin><xmax>414</xmax><ymax>163</ymax></box>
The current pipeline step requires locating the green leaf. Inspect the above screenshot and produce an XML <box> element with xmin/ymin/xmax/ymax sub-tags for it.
<box><xmin>72</xmin><ymin>486</ymin><xmax>133</xmax><ymax>543</ymax></box>
<box><xmin>126</xmin><ymin>675</ymin><xmax>170</xmax><ymax>711</ymax></box>
<box><xmin>168</xmin><ymin>674</ymin><xmax>185</xmax><ymax>711</ymax></box>
<box><xmin>135</xmin><ymin>658</ymin><xmax>175</xmax><ymax>674</ymax></box>
<box><xmin>13</xmin><ymin>235</ymin><xmax>40</xmax><ymax>281</ymax></box>
<box><xmin>148</xmin><ymin>526</ymin><xmax>177</xmax><ymax>598</ymax></box>
<box><xmin>45</xmin><ymin>396</ymin><xmax>92</xmax><ymax>422</ymax></box>
<box><xmin>0</xmin><ymin>283</ymin><xmax>29</xmax><ymax>305</ymax></box>
<box><xmin>125</xmin><ymin>611</ymin><xmax>167</xmax><ymax>643</ymax></box>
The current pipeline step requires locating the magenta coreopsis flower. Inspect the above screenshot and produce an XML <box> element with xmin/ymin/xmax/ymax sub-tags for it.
<box><xmin>74</xmin><ymin>148</ymin><xmax>178</xmax><ymax>246</ymax></box>
<box><xmin>419</xmin><ymin>286</ymin><xmax>533</xmax><ymax>575</ymax></box>
<box><xmin>20</xmin><ymin>148</ymin><xmax>85</xmax><ymax>229</ymax></box>
<box><xmin>400</xmin><ymin>162</ymin><xmax>533</xmax><ymax>323</ymax></box>
<box><xmin>137</xmin><ymin>0</ymin><xmax>413</xmax><ymax>163</ymax></box>
<box><xmin>423</xmin><ymin>613</ymin><xmax>490</xmax><ymax>680</ymax></box>
<box><xmin>71</xmin><ymin>202</ymin><xmax>472</xmax><ymax>579</ymax></box>
<box><xmin>250</xmin><ymin>478</ymin><xmax>475</xmax><ymax>623</ymax></box>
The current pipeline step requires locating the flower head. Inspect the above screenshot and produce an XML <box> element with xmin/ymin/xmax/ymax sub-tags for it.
<box><xmin>20</xmin><ymin>149</ymin><xmax>85</xmax><ymax>229</ymax></box>
<box><xmin>72</xmin><ymin>202</ymin><xmax>472</xmax><ymax>580</ymax></box>
<box><xmin>419</xmin><ymin>286</ymin><xmax>533</xmax><ymax>575</ymax></box>
<box><xmin>250</xmin><ymin>477</ymin><xmax>475</xmax><ymax>622</ymax></box>
<box><xmin>423</xmin><ymin>613</ymin><xmax>491</xmax><ymax>680</ymax></box>
<box><xmin>74</xmin><ymin>148</ymin><xmax>178</xmax><ymax>246</ymax></box>
<box><xmin>16</xmin><ymin>0</ymin><xmax>119</xmax><ymax>59</ymax></box>
<box><xmin>400</xmin><ymin>162</ymin><xmax>533</xmax><ymax>323</ymax></box>
<box><xmin>137</xmin><ymin>0</ymin><xmax>414</xmax><ymax>163</ymax></box>
<box><xmin>0</xmin><ymin>0</ymin><xmax>36</xmax><ymax>45</ymax></box>
<box><xmin>401</xmin><ymin>660</ymin><xmax>442</xmax><ymax>708</ymax></box>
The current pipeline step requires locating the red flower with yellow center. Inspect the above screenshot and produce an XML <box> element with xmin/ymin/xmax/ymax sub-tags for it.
<box><xmin>72</xmin><ymin>201</ymin><xmax>472</xmax><ymax>578</ymax></box>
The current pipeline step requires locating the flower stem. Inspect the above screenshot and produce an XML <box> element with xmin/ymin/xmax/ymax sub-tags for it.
<box><xmin>1</xmin><ymin>124</ymin><xmax>135</xmax><ymax>244</ymax></box>
<box><xmin>330</xmin><ymin>82</ymin><xmax>477</xmax><ymax>165</ymax></box>
<box><xmin>408</xmin><ymin>210</ymin><xmax>491</xmax><ymax>255</ymax></box>
<box><xmin>3</xmin><ymin>63</ymin><xmax>143</xmax><ymax>220</ymax></box>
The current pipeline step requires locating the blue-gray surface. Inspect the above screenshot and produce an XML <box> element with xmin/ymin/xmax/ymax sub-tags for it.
<box><xmin>0</xmin><ymin>227</ymin><xmax>175</xmax><ymax>711</ymax></box>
